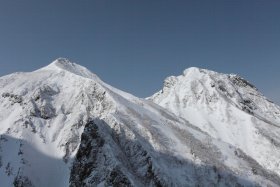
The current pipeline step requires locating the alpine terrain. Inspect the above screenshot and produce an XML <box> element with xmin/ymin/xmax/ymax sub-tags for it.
<box><xmin>0</xmin><ymin>58</ymin><xmax>280</xmax><ymax>187</ymax></box>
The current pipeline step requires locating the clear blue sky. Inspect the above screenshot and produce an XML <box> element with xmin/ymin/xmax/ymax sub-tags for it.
<box><xmin>0</xmin><ymin>0</ymin><xmax>280</xmax><ymax>104</ymax></box>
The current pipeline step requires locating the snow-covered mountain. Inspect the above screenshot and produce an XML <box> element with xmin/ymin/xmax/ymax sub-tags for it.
<box><xmin>150</xmin><ymin>67</ymin><xmax>280</xmax><ymax>180</ymax></box>
<box><xmin>0</xmin><ymin>59</ymin><xmax>280</xmax><ymax>187</ymax></box>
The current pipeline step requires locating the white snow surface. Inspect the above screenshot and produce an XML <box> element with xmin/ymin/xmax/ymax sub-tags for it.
<box><xmin>150</xmin><ymin>67</ymin><xmax>280</xmax><ymax>177</ymax></box>
<box><xmin>0</xmin><ymin>59</ymin><xmax>279</xmax><ymax>186</ymax></box>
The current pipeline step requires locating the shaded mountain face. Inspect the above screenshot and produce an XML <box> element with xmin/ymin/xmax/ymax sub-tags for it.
<box><xmin>0</xmin><ymin>59</ymin><xmax>280</xmax><ymax>187</ymax></box>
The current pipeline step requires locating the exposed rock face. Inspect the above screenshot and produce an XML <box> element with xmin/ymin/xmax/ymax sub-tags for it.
<box><xmin>2</xmin><ymin>92</ymin><xmax>23</xmax><ymax>104</ymax></box>
<box><xmin>0</xmin><ymin>60</ymin><xmax>280</xmax><ymax>186</ymax></box>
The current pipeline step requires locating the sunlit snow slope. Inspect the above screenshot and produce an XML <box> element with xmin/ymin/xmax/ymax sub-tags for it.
<box><xmin>150</xmin><ymin>67</ymin><xmax>280</xmax><ymax>179</ymax></box>
<box><xmin>0</xmin><ymin>59</ymin><xmax>280</xmax><ymax>186</ymax></box>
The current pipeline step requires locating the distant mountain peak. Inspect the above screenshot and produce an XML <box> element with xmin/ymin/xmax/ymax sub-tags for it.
<box><xmin>151</xmin><ymin>67</ymin><xmax>280</xmax><ymax>183</ymax></box>
<box><xmin>179</xmin><ymin>67</ymin><xmax>256</xmax><ymax>90</ymax></box>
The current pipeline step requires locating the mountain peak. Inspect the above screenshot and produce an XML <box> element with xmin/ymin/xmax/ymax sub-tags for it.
<box><xmin>46</xmin><ymin>58</ymin><xmax>78</xmax><ymax>70</ymax></box>
<box><xmin>53</xmin><ymin>57</ymin><xmax>73</xmax><ymax>66</ymax></box>
<box><xmin>182</xmin><ymin>67</ymin><xmax>220</xmax><ymax>78</ymax></box>
<box><xmin>183</xmin><ymin>67</ymin><xmax>201</xmax><ymax>75</ymax></box>
<box><xmin>42</xmin><ymin>58</ymin><xmax>98</xmax><ymax>79</ymax></box>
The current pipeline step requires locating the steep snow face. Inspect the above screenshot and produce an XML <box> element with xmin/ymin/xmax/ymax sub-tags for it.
<box><xmin>150</xmin><ymin>67</ymin><xmax>280</xmax><ymax>176</ymax></box>
<box><xmin>0</xmin><ymin>60</ymin><xmax>280</xmax><ymax>186</ymax></box>
<box><xmin>0</xmin><ymin>59</ymin><xmax>116</xmax><ymax>186</ymax></box>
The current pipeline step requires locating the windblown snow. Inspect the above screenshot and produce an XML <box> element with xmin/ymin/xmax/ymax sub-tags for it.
<box><xmin>0</xmin><ymin>58</ymin><xmax>279</xmax><ymax>187</ymax></box>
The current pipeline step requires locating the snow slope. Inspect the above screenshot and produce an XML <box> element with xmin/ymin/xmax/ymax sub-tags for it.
<box><xmin>150</xmin><ymin>67</ymin><xmax>280</xmax><ymax>178</ymax></box>
<box><xmin>0</xmin><ymin>59</ymin><xmax>279</xmax><ymax>186</ymax></box>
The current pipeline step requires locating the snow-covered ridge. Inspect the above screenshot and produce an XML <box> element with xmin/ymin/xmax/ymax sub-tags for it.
<box><xmin>0</xmin><ymin>59</ymin><xmax>280</xmax><ymax>186</ymax></box>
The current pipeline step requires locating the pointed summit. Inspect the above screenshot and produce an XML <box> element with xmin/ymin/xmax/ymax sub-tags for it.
<box><xmin>43</xmin><ymin>57</ymin><xmax>73</xmax><ymax>69</ymax></box>
<box><xmin>52</xmin><ymin>57</ymin><xmax>75</xmax><ymax>67</ymax></box>
<box><xmin>42</xmin><ymin>58</ymin><xmax>98</xmax><ymax>79</ymax></box>
<box><xmin>45</xmin><ymin>58</ymin><xmax>81</xmax><ymax>71</ymax></box>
